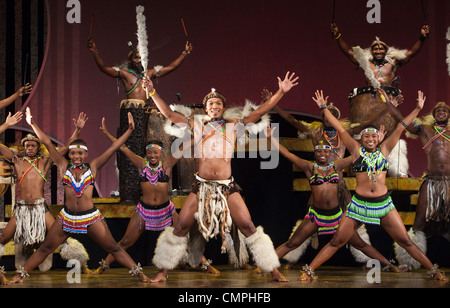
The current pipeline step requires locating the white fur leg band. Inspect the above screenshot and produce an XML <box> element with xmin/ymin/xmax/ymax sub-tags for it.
<box><xmin>59</xmin><ymin>237</ymin><xmax>90</xmax><ymax>266</ymax></box>
<box><xmin>245</xmin><ymin>226</ymin><xmax>280</xmax><ymax>273</ymax></box>
<box><xmin>394</xmin><ymin>228</ymin><xmax>427</xmax><ymax>270</ymax></box>
<box><xmin>152</xmin><ymin>227</ymin><xmax>188</xmax><ymax>270</ymax></box>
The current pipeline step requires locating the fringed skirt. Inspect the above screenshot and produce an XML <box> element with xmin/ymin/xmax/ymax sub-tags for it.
<box><xmin>346</xmin><ymin>192</ymin><xmax>395</xmax><ymax>225</ymax></box>
<box><xmin>13</xmin><ymin>198</ymin><xmax>49</xmax><ymax>245</ymax></box>
<box><xmin>57</xmin><ymin>206</ymin><xmax>104</xmax><ymax>234</ymax></box>
<box><xmin>135</xmin><ymin>200</ymin><xmax>175</xmax><ymax>231</ymax></box>
<box><xmin>305</xmin><ymin>206</ymin><xmax>343</xmax><ymax>235</ymax></box>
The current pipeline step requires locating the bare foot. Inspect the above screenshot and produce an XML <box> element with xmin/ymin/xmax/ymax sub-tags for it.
<box><xmin>0</xmin><ymin>274</ymin><xmax>8</xmax><ymax>285</ymax></box>
<box><xmin>271</xmin><ymin>269</ymin><xmax>289</xmax><ymax>282</ymax></box>
<box><xmin>150</xmin><ymin>269</ymin><xmax>168</xmax><ymax>283</ymax></box>
<box><xmin>137</xmin><ymin>273</ymin><xmax>152</xmax><ymax>283</ymax></box>
<box><xmin>84</xmin><ymin>266</ymin><xmax>105</xmax><ymax>275</ymax></box>
<box><xmin>298</xmin><ymin>272</ymin><xmax>312</xmax><ymax>281</ymax></box>
<box><xmin>431</xmin><ymin>271</ymin><xmax>448</xmax><ymax>281</ymax></box>
<box><xmin>6</xmin><ymin>274</ymin><xmax>23</xmax><ymax>284</ymax></box>
<box><xmin>253</xmin><ymin>267</ymin><xmax>263</xmax><ymax>275</ymax></box>
<box><xmin>206</xmin><ymin>265</ymin><xmax>220</xmax><ymax>275</ymax></box>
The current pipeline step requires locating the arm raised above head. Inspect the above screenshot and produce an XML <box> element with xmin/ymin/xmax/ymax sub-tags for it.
<box><xmin>243</xmin><ymin>72</ymin><xmax>299</xmax><ymax>124</ymax></box>
<box><xmin>142</xmin><ymin>77</ymin><xmax>191</xmax><ymax>126</ymax></box>
<box><xmin>25</xmin><ymin>108</ymin><xmax>67</xmax><ymax>169</ymax></box>
<box><xmin>91</xmin><ymin>112</ymin><xmax>135</xmax><ymax>172</ymax></box>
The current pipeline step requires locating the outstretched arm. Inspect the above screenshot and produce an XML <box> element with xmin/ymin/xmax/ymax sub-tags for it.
<box><xmin>90</xmin><ymin>112</ymin><xmax>135</xmax><ymax>172</ymax></box>
<box><xmin>382</xmin><ymin>91</ymin><xmax>424</xmax><ymax>155</ymax></box>
<box><xmin>330</xmin><ymin>23</ymin><xmax>358</xmax><ymax>66</ymax></box>
<box><xmin>0</xmin><ymin>84</ymin><xmax>33</xmax><ymax>109</ymax></box>
<box><xmin>0</xmin><ymin>112</ymin><xmax>23</xmax><ymax>160</ymax></box>
<box><xmin>26</xmin><ymin>108</ymin><xmax>67</xmax><ymax>170</ymax></box>
<box><xmin>266</xmin><ymin>126</ymin><xmax>312</xmax><ymax>177</ymax></box>
<box><xmin>312</xmin><ymin>90</ymin><xmax>360</xmax><ymax>158</ymax></box>
<box><xmin>87</xmin><ymin>39</ymin><xmax>120</xmax><ymax>78</ymax></box>
<box><xmin>99</xmin><ymin>117</ymin><xmax>146</xmax><ymax>171</ymax></box>
<box><xmin>142</xmin><ymin>78</ymin><xmax>191</xmax><ymax>126</ymax></box>
<box><xmin>243</xmin><ymin>72</ymin><xmax>299</xmax><ymax>124</ymax></box>
<box><xmin>149</xmin><ymin>42</ymin><xmax>193</xmax><ymax>78</ymax></box>
<box><xmin>400</xmin><ymin>25</ymin><xmax>430</xmax><ymax>65</ymax></box>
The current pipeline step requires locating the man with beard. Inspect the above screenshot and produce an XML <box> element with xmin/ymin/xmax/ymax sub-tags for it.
<box><xmin>87</xmin><ymin>39</ymin><xmax>193</xmax><ymax>100</ymax></box>
<box><xmin>386</xmin><ymin>100</ymin><xmax>450</xmax><ymax>270</ymax></box>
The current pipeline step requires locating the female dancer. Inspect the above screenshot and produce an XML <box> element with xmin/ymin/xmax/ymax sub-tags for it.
<box><xmin>266</xmin><ymin>128</ymin><xmax>398</xmax><ymax>272</ymax></box>
<box><xmin>90</xmin><ymin>119</ymin><xmax>219</xmax><ymax>274</ymax></box>
<box><xmin>298</xmin><ymin>90</ymin><xmax>447</xmax><ymax>281</ymax></box>
<box><xmin>6</xmin><ymin>108</ymin><xmax>151</xmax><ymax>284</ymax></box>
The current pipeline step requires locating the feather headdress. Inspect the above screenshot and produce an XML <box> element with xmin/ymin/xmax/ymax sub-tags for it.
<box><xmin>136</xmin><ymin>5</ymin><xmax>149</xmax><ymax>73</ymax></box>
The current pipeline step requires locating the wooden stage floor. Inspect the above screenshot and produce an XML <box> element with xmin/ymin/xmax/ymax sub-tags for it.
<box><xmin>2</xmin><ymin>265</ymin><xmax>449</xmax><ymax>289</ymax></box>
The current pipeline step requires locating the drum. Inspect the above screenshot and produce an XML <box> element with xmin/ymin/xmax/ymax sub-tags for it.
<box><xmin>348</xmin><ymin>86</ymin><xmax>401</xmax><ymax>136</ymax></box>
<box><xmin>0</xmin><ymin>157</ymin><xmax>13</xmax><ymax>196</ymax></box>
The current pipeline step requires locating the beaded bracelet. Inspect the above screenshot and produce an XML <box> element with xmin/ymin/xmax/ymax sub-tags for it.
<box><xmin>335</xmin><ymin>33</ymin><xmax>342</xmax><ymax>40</ymax></box>
<box><xmin>319</xmin><ymin>104</ymin><xmax>328</xmax><ymax>109</ymax></box>
<box><xmin>149</xmin><ymin>88</ymin><xmax>156</xmax><ymax>97</ymax></box>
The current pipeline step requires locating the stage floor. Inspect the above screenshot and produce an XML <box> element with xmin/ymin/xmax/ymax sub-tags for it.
<box><xmin>2</xmin><ymin>265</ymin><xmax>449</xmax><ymax>289</ymax></box>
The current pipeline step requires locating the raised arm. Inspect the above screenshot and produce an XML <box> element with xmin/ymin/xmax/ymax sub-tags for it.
<box><xmin>0</xmin><ymin>84</ymin><xmax>32</xmax><ymax>109</ymax></box>
<box><xmin>312</xmin><ymin>90</ymin><xmax>360</xmax><ymax>158</ymax></box>
<box><xmin>381</xmin><ymin>91</ymin><xmax>424</xmax><ymax>155</ymax></box>
<box><xmin>266</xmin><ymin>126</ymin><xmax>312</xmax><ymax>177</ymax></box>
<box><xmin>87</xmin><ymin>39</ymin><xmax>121</xmax><ymax>78</ymax></box>
<box><xmin>243</xmin><ymin>72</ymin><xmax>299</xmax><ymax>124</ymax></box>
<box><xmin>399</xmin><ymin>25</ymin><xmax>430</xmax><ymax>65</ymax></box>
<box><xmin>0</xmin><ymin>112</ymin><xmax>23</xmax><ymax>160</ymax></box>
<box><xmin>330</xmin><ymin>23</ymin><xmax>358</xmax><ymax>66</ymax></box>
<box><xmin>25</xmin><ymin>108</ymin><xmax>67</xmax><ymax>170</ymax></box>
<box><xmin>99</xmin><ymin>117</ymin><xmax>146</xmax><ymax>171</ymax></box>
<box><xmin>90</xmin><ymin>112</ymin><xmax>135</xmax><ymax>172</ymax></box>
<box><xmin>142</xmin><ymin>78</ymin><xmax>191</xmax><ymax>126</ymax></box>
<box><xmin>149</xmin><ymin>42</ymin><xmax>193</xmax><ymax>78</ymax></box>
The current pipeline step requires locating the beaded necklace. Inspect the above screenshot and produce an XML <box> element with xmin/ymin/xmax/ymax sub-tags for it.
<box><xmin>143</xmin><ymin>161</ymin><xmax>163</xmax><ymax>185</ymax></box>
<box><xmin>422</xmin><ymin>125</ymin><xmax>450</xmax><ymax>149</ymax></box>
<box><xmin>359</xmin><ymin>147</ymin><xmax>388</xmax><ymax>183</ymax></box>
<box><xmin>194</xmin><ymin>119</ymin><xmax>234</xmax><ymax>151</ymax></box>
<box><xmin>323</xmin><ymin>130</ymin><xmax>342</xmax><ymax>158</ymax></box>
<box><xmin>312</xmin><ymin>161</ymin><xmax>335</xmax><ymax>171</ymax></box>
<box><xmin>18</xmin><ymin>156</ymin><xmax>47</xmax><ymax>186</ymax></box>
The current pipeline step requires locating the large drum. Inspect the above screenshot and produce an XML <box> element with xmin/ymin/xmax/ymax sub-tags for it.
<box><xmin>348</xmin><ymin>86</ymin><xmax>401</xmax><ymax>136</ymax></box>
<box><xmin>0</xmin><ymin>157</ymin><xmax>13</xmax><ymax>196</ymax></box>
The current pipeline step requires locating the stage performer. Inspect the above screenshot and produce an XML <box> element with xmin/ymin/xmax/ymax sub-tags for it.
<box><xmin>90</xmin><ymin>119</ymin><xmax>219</xmax><ymax>275</ymax></box>
<box><xmin>298</xmin><ymin>90</ymin><xmax>447</xmax><ymax>281</ymax></box>
<box><xmin>330</xmin><ymin>23</ymin><xmax>429</xmax><ymax>88</ymax></box>
<box><xmin>0</xmin><ymin>112</ymin><xmax>90</xmax><ymax>285</ymax></box>
<box><xmin>142</xmin><ymin>71</ymin><xmax>299</xmax><ymax>283</ymax></box>
<box><xmin>87</xmin><ymin>39</ymin><xmax>192</xmax><ymax>101</ymax></box>
<box><xmin>329</xmin><ymin>23</ymin><xmax>429</xmax><ymax>176</ymax></box>
<box><xmin>5</xmin><ymin>108</ymin><xmax>151</xmax><ymax>284</ymax></box>
<box><xmin>385</xmin><ymin>100</ymin><xmax>450</xmax><ymax>270</ymax></box>
<box><xmin>0</xmin><ymin>83</ymin><xmax>32</xmax><ymax>109</ymax></box>
<box><xmin>264</xmin><ymin>127</ymin><xmax>400</xmax><ymax>272</ymax></box>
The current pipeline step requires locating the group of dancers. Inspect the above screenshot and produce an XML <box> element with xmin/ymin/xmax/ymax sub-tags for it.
<box><xmin>0</xmin><ymin>18</ymin><xmax>448</xmax><ymax>285</ymax></box>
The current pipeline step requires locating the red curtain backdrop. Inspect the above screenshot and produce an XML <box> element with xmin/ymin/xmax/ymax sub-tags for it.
<box><xmin>21</xmin><ymin>0</ymin><xmax>450</xmax><ymax>196</ymax></box>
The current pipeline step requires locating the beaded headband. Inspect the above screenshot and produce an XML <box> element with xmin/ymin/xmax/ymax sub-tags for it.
<box><xmin>360</xmin><ymin>128</ymin><xmax>379</xmax><ymax>136</ymax></box>
<box><xmin>146</xmin><ymin>144</ymin><xmax>163</xmax><ymax>151</ymax></box>
<box><xmin>69</xmin><ymin>145</ymin><xmax>88</xmax><ymax>151</ymax></box>
<box><xmin>21</xmin><ymin>134</ymin><xmax>41</xmax><ymax>146</ymax></box>
<box><xmin>202</xmin><ymin>88</ymin><xmax>227</xmax><ymax>106</ymax></box>
<box><xmin>314</xmin><ymin>144</ymin><xmax>332</xmax><ymax>151</ymax></box>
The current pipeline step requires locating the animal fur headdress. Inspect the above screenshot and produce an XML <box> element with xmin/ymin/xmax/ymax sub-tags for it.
<box><xmin>202</xmin><ymin>88</ymin><xmax>227</xmax><ymax>106</ymax></box>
